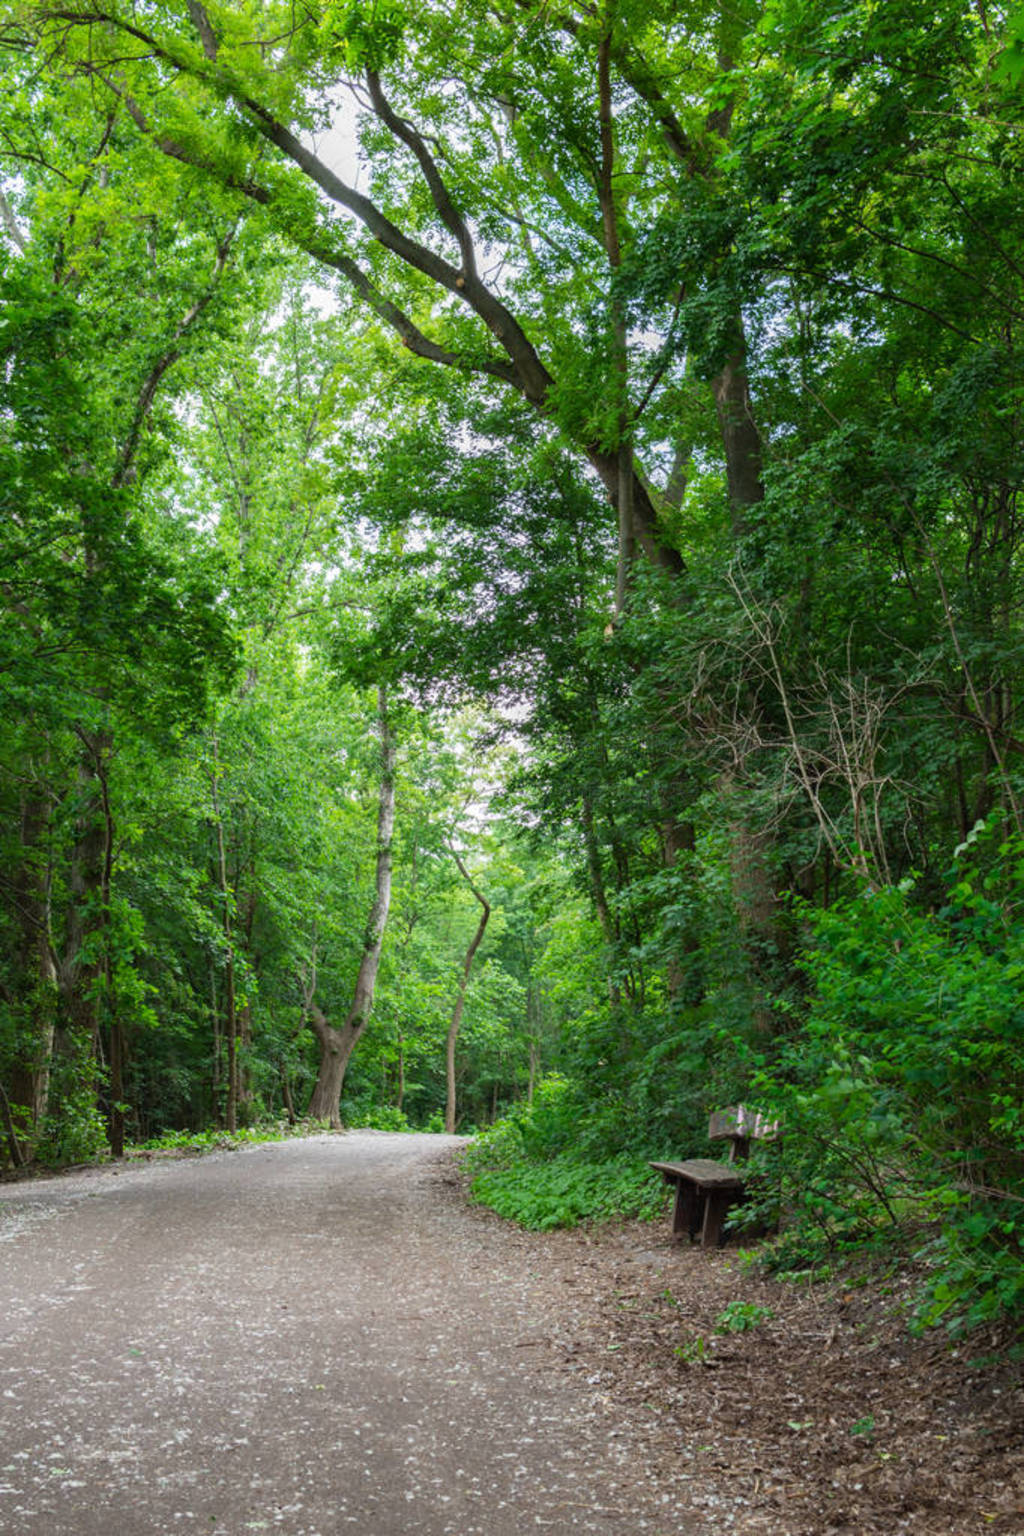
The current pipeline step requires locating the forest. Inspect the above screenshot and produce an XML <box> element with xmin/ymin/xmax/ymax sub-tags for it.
<box><xmin>2</xmin><ymin>0</ymin><xmax>1024</xmax><ymax>1339</ymax></box>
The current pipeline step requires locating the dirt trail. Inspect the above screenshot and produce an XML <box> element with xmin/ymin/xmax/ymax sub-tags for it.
<box><xmin>0</xmin><ymin>1133</ymin><xmax>691</xmax><ymax>1536</ymax></box>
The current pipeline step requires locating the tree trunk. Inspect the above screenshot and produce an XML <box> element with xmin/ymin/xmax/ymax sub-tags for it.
<box><xmin>6</xmin><ymin>782</ymin><xmax>59</xmax><ymax>1159</ymax></box>
<box><xmin>661</xmin><ymin>797</ymin><xmax>701</xmax><ymax>1003</ymax></box>
<box><xmin>59</xmin><ymin>734</ymin><xmax>113</xmax><ymax>1051</ymax></box>
<box><xmin>444</xmin><ymin>849</ymin><xmax>491</xmax><ymax>1136</ymax></box>
<box><xmin>236</xmin><ymin>886</ymin><xmax>257</xmax><ymax>1116</ymax></box>
<box><xmin>210</xmin><ymin>736</ymin><xmax>238</xmax><ymax>1132</ymax></box>
<box><xmin>280</xmin><ymin>1062</ymin><xmax>296</xmax><ymax>1125</ymax></box>
<box><xmin>712</xmin><ymin>344</ymin><xmax>765</xmax><ymax>528</ymax></box>
<box><xmin>304</xmin><ymin>684</ymin><xmax>396</xmax><ymax>1127</ymax></box>
<box><xmin>210</xmin><ymin>964</ymin><xmax>221</xmax><ymax>1114</ymax></box>
<box><xmin>52</xmin><ymin>732</ymin><xmax>114</xmax><ymax>1156</ymax></box>
<box><xmin>223</xmin><ymin>934</ymin><xmax>237</xmax><ymax>1134</ymax></box>
<box><xmin>306</xmin><ymin>1007</ymin><xmax>360</xmax><ymax>1125</ymax></box>
<box><xmin>0</xmin><ymin>1082</ymin><xmax>26</xmax><ymax>1170</ymax></box>
<box><xmin>108</xmin><ymin>1015</ymin><xmax>125</xmax><ymax>1158</ymax></box>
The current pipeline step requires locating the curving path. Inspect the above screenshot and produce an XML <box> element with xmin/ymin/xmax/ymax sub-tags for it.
<box><xmin>0</xmin><ymin>1133</ymin><xmax>688</xmax><ymax>1536</ymax></box>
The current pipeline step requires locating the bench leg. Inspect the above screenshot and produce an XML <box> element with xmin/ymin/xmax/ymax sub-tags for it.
<box><xmin>671</xmin><ymin>1179</ymin><xmax>700</xmax><ymax>1243</ymax></box>
<box><xmin>700</xmin><ymin>1190</ymin><xmax>732</xmax><ymax>1248</ymax></box>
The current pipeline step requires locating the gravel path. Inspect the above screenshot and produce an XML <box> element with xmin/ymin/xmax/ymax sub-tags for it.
<box><xmin>0</xmin><ymin>1133</ymin><xmax>690</xmax><ymax>1536</ymax></box>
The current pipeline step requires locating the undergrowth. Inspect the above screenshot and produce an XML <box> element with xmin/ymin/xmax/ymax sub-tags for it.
<box><xmin>467</xmin><ymin>1150</ymin><xmax>666</xmax><ymax>1229</ymax></box>
<box><xmin>132</xmin><ymin>1103</ymin><xmax>413</xmax><ymax>1156</ymax></box>
<box><xmin>461</xmin><ymin>1075</ymin><xmax>671</xmax><ymax>1230</ymax></box>
<box><xmin>132</xmin><ymin>1120</ymin><xmax>314</xmax><ymax>1154</ymax></box>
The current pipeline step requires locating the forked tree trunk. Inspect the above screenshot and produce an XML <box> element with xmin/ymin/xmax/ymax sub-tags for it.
<box><xmin>306</xmin><ymin>1007</ymin><xmax>362</xmax><ymax>1125</ymax></box>
<box><xmin>305</xmin><ymin>685</ymin><xmax>396</xmax><ymax>1127</ymax></box>
<box><xmin>444</xmin><ymin>850</ymin><xmax>490</xmax><ymax>1136</ymax></box>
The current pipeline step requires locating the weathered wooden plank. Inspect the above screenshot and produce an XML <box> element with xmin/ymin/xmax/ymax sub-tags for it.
<box><xmin>651</xmin><ymin>1158</ymin><xmax>744</xmax><ymax>1189</ymax></box>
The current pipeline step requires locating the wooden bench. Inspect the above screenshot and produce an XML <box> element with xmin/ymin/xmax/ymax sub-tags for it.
<box><xmin>651</xmin><ymin>1105</ymin><xmax>778</xmax><ymax>1249</ymax></box>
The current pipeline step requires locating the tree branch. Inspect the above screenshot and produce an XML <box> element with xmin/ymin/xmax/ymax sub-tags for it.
<box><xmin>365</xmin><ymin>68</ymin><xmax>478</xmax><ymax>281</ymax></box>
<box><xmin>331</xmin><ymin>251</ymin><xmax>520</xmax><ymax>386</ymax></box>
<box><xmin>185</xmin><ymin>0</ymin><xmax>219</xmax><ymax>61</ymax></box>
<box><xmin>104</xmin><ymin>73</ymin><xmax>522</xmax><ymax>390</ymax></box>
<box><xmin>62</xmin><ymin>6</ymin><xmax>555</xmax><ymax>400</ymax></box>
<box><xmin>113</xmin><ymin>222</ymin><xmax>238</xmax><ymax>487</ymax></box>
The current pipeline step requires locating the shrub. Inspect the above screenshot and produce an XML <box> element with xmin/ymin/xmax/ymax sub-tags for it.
<box><xmin>340</xmin><ymin>1100</ymin><xmax>410</xmax><ymax>1132</ymax></box>
<box><xmin>756</xmin><ymin>824</ymin><xmax>1024</xmax><ymax>1334</ymax></box>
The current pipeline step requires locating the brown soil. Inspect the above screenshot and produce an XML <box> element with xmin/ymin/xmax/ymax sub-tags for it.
<box><xmin>452</xmin><ymin>1174</ymin><xmax>1024</xmax><ymax>1536</ymax></box>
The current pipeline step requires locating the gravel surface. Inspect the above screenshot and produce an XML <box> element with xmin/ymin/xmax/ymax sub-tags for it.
<box><xmin>0</xmin><ymin>1133</ymin><xmax>694</xmax><ymax>1536</ymax></box>
<box><xmin>4</xmin><ymin>1133</ymin><xmax>1022</xmax><ymax>1536</ymax></box>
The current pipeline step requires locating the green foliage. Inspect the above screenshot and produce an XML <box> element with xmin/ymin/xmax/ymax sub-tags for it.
<box><xmin>462</xmin><ymin>1072</ymin><xmax>675</xmax><ymax>1229</ymax></box>
<box><xmin>318</xmin><ymin>0</ymin><xmax>407</xmax><ymax>69</ymax></box>
<box><xmin>339</xmin><ymin>1100</ymin><xmax>411</xmax><ymax>1132</ymax></box>
<box><xmin>467</xmin><ymin>1151</ymin><xmax>665</xmax><ymax>1231</ymax></box>
<box><xmin>996</xmin><ymin>4</ymin><xmax>1024</xmax><ymax>87</ymax></box>
<box><xmin>36</xmin><ymin>1043</ymin><xmax>108</xmax><ymax>1166</ymax></box>
<box><xmin>756</xmin><ymin>828</ymin><xmax>1024</xmax><ymax>1334</ymax></box>
<box><xmin>134</xmin><ymin>1121</ymin><xmax>298</xmax><ymax>1153</ymax></box>
<box><xmin>713</xmin><ymin>1300</ymin><xmax>774</xmax><ymax>1334</ymax></box>
<box><xmin>674</xmin><ymin>1335</ymin><xmax>710</xmax><ymax>1364</ymax></box>
<box><xmin>3</xmin><ymin>0</ymin><xmax>1024</xmax><ymax>1362</ymax></box>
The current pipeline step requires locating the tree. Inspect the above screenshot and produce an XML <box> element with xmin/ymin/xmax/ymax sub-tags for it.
<box><xmin>302</xmin><ymin>683</ymin><xmax>396</xmax><ymax>1126</ymax></box>
<box><xmin>9</xmin><ymin>0</ymin><xmax>762</xmax><ymax>584</ymax></box>
<box><xmin>444</xmin><ymin>846</ymin><xmax>491</xmax><ymax>1135</ymax></box>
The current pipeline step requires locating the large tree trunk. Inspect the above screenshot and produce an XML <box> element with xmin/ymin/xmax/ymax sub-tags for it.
<box><xmin>306</xmin><ymin>1006</ymin><xmax>361</xmax><ymax>1125</ymax></box>
<box><xmin>305</xmin><ymin>684</ymin><xmax>396</xmax><ymax>1127</ymax></box>
<box><xmin>712</xmin><ymin>344</ymin><xmax>764</xmax><ymax>526</ymax></box>
<box><xmin>444</xmin><ymin>850</ymin><xmax>490</xmax><ymax>1136</ymax></box>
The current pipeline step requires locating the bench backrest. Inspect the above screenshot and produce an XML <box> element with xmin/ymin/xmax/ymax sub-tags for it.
<box><xmin>708</xmin><ymin>1104</ymin><xmax>779</xmax><ymax>1163</ymax></box>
